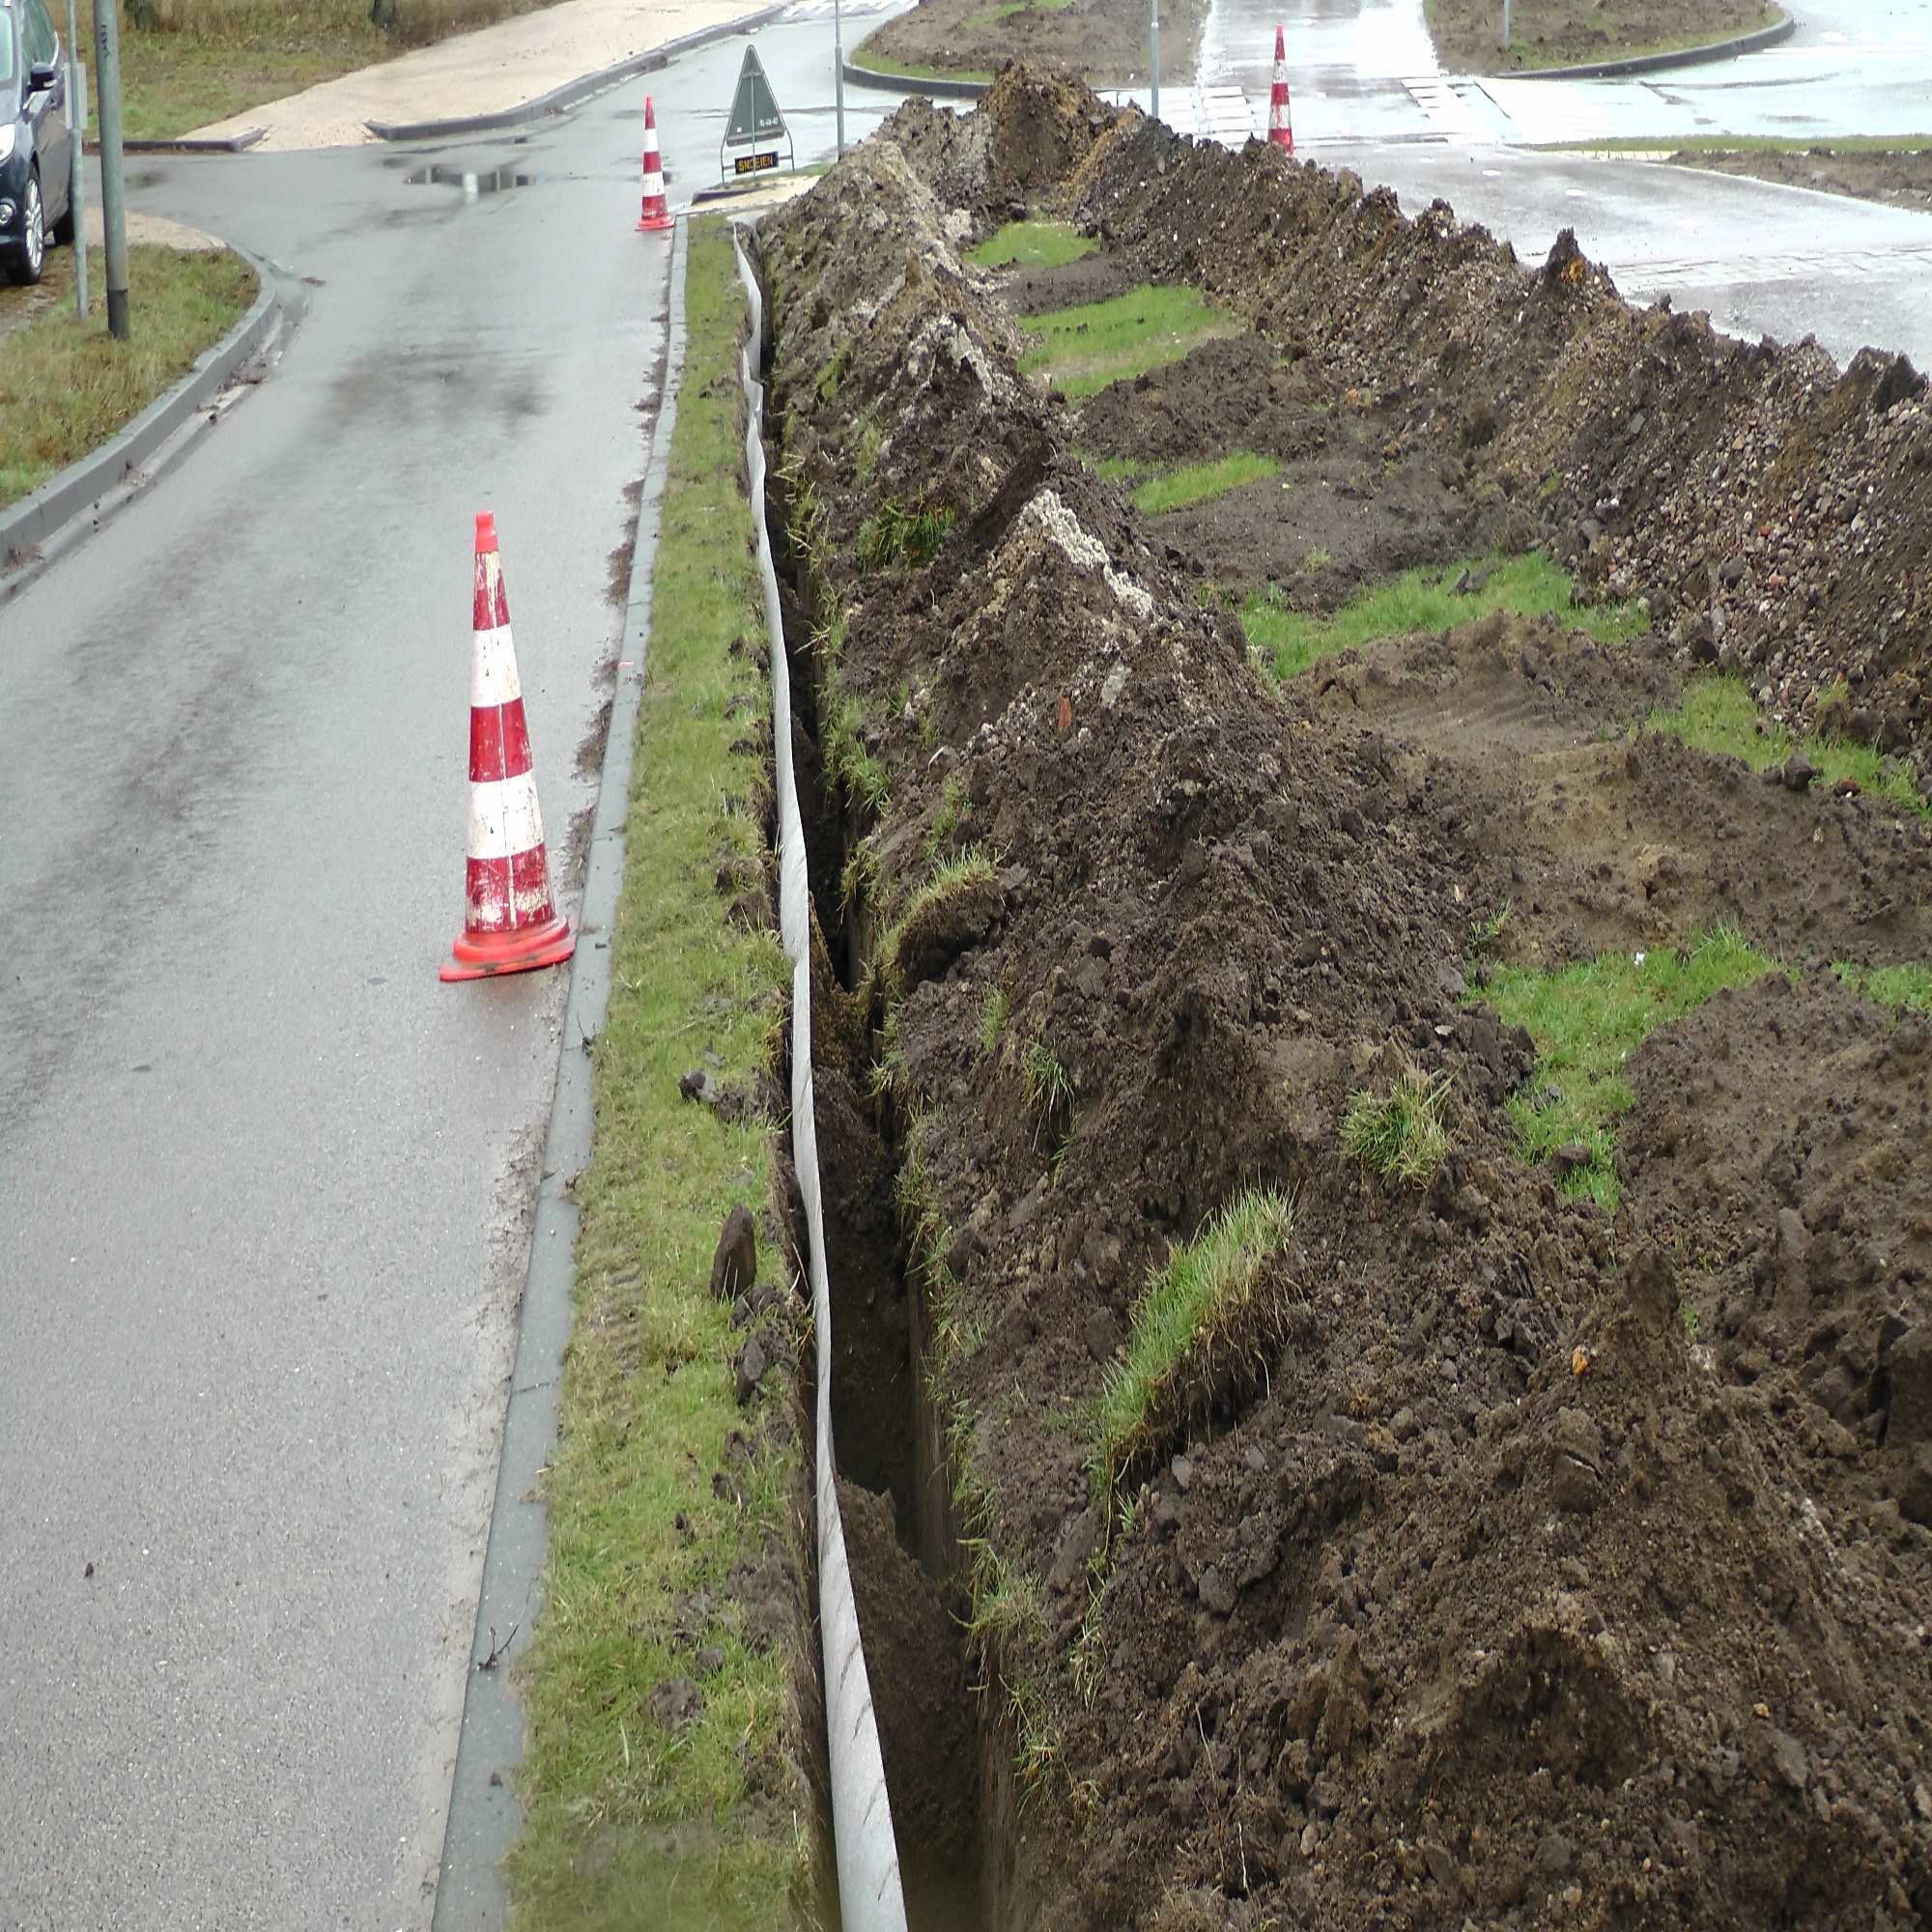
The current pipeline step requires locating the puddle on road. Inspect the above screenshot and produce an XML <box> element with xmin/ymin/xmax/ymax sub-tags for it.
<box><xmin>406</xmin><ymin>163</ymin><xmax>535</xmax><ymax>193</ymax></box>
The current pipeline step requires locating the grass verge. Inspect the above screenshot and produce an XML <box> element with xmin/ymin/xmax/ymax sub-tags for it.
<box><xmin>1533</xmin><ymin>133</ymin><xmax>1932</xmax><ymax>154</ymax></box>
<box><xmin>1089</xmin><ymin>1187</ymin><xmax>1295</xmax><ymax>1501</ymax></box>
<box><xmin>0</xmin><ymin>243</ymin><xmax>256</xmax><ymax>511</ymax></box>
<box><xmin>967</xmin><ymin>219</ymin><xmax>1094</xmax><ymax>270</ymax></box>
<box><xmin>116</xmin><ymin>0</ymin><xmax>569</xmax><ymax>137</ymax></box>
<box><xmin>1018</xmin><ymin>283</ymin><xmax>1241</xmax><ymax>402</ymax></box>
<box><xmin>847</xmin><ymin>41</ymin><xmax>994</xmax><ymax>82</ymax></box>
<box><xmin>1132</xmin><ymin>451</ymin><xmax>1279</xmax><ymax>516</ymax></box>
<box><xmin>1643</xmin><ymin>674</ymin><xmax>1929</xmax><ymax>819</ymax></box>
<box><xmin>1833</xmin><ymin>961</ymin><xmax>1932</xmax><ymax>1016</ymax></box>
<box><xmin>505</xmin><ymin>218</ymin><xmax>809</xmax><ymax>1931</ymax></box>
<box><xmin>1475</xmin><ymin>923</ymin><xmax>1776</xmax><ymax>1210</ymax></box>
<box><xmin>1241</xmin><ymin>551</ymin><xmax>1644</xmax><ymax>680</ymax></box>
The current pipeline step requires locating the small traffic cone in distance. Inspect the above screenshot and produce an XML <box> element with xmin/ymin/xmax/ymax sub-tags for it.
<box><xmin>1268</xmin><ymin>25</ymin><xmax>1294</xmax><ymax>153</ymax></box>
<box><xmin>441</xmin><ymin>513</ymin><xmax>576</xmax><ymax>984</ymax></box>
<box><xmin>637</xmin><ymin>95</ymin><xmax>672</xmax><ymax>234</ymax></box>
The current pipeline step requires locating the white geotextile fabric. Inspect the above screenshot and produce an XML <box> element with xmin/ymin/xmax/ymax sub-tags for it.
<box><xmin>732</xmin><ymin>226</ymin><xmax>910</xmax><ymax>1932</ymax></box>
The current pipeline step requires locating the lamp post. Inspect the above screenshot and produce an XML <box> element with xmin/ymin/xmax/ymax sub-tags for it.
<box><xmin>1149</xmin><ymin>0</ymin><xmax>1159</xmax><ymax>121</ymax></box>
<box><xmin>65</xmin><ymin>0</ymin><xmax>84</xmax><ymax>317</ymax></box>
<box><xmin>834</xmin><ymin>0</ymin><xmax>845</xmax><ymax>156</ymax></box>
<box><xmin>90</xmin><ymin>0</ymin><xmax>128</xmax><ymax>339</ymax></box>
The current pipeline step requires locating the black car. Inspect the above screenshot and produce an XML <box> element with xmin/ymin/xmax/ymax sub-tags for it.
<box><xmin>1</xmin><ymin>0</ymin><xmax>74</xmax><ymax>285</ymax></box>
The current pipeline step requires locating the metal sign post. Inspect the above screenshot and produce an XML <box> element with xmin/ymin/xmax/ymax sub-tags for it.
<box><xmin>720</xmin><ymin>44</ymin><xmax>793</xmax><ymax>185</ymax></box>
<box><xmin>65</xmin><ymin>0</ymin><xmax>85</xmax><ymax>316</ymax></box>
<box><xmin>834</xmin><ymin>0</ymin><xmax>845</xmax><ymax>156</ymax></box>
<box><xmin>90</xmin><ymin>0</ymin><xmax>128</xmax><ymax>338</ymax></box>
<box><xmin>1149</xmin><ymin>0</ymin><xmax>1159</xmax><ymax>122</ymax></box>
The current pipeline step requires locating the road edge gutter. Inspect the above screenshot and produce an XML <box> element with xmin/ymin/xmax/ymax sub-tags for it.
<box><xmin>0</xmin><ymin>241</ymin><xmax>285</xmax><ymax>603</ymax></box>
<box><xmin>365</xmin><ymin>4</ymin><xmax>789</xmax><ymax>142</ymax></box>
<box><xmin>426</xmin><ymin>216</ymin><xmax>690</xmax><ymax>1932</ymax></box>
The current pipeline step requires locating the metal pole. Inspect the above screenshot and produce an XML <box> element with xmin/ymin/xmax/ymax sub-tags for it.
<box><xmin>1500</xmin><ymin>0</ymin><xmax>1510</xmax><ymax>49</ymax></box>
<box><xmin>833</xmin><ymin>0</ymin><xmax>845</xmax><ymax>157</ymax></box>
<box><xmin>90</xmin><ymin>0</ymin><xmax>127</xmax><ymax>338</ymax></box>
<box><xmin>65</xmin><ymin>0</ymin><xmax>85</xmax><ymax>317</ymax></box>
<box><xmin>1149</xmin><ymin>0</ymin><xmax>1159</xmax><ymax>122</ymax></box>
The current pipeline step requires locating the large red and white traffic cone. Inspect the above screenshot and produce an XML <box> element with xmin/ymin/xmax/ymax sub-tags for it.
<box><xmin>440</xmin><ymin>513</ymin><xmax>576</xmax><ymax>984</ymax></box>
<box><xmin>637</xmin><ymin>95</ymin><xmax>672</xmax><ymax>234</ymax></box>
<box><xmin>1267</xmin><ymin>25</ymin><xmax>1294</xmax><ymax>153</ymax></box>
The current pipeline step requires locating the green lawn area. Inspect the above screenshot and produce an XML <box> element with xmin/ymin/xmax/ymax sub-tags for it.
<box><xmin>1241</xmin><ymin>551</ymin><xmax>1644</xmax><ymax>681</ymax></box>
<box><xmin>1018</xmin><ymin>283</ymin><xmax>1241</xmax><ymax>402</ymax></box>
<box><xmin>0</xmin><ymin>242</ymin><xmax>257</xmax><ymax>511</ymax></box>
<box><xmin>967</xmin><ymin>219</ymin><xmax>1094</xmax><ymax>270</ymax></box>
<box><xmin>1131</xmin><ymin>451</ymin><xmax>1280</xmax><ymax>516</ymax></box>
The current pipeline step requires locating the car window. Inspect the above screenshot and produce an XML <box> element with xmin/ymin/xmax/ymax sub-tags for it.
<box><xmin>24</xmin><ymin>0</ymin><xmax>54</xmax><ymax>67</ymax></box>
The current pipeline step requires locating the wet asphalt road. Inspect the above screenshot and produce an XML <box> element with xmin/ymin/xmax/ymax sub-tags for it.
<box><xmin>0</xmin><ymin>78</ymin><xmax>678</xmax><ymax>1932</ymax></box>
<box><xmin>1</xmin><ymin>0</ymin><xmax>1926</xmax><ymax>1923</ymax></box>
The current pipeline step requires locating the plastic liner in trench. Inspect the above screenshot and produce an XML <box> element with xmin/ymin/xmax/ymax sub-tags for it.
<box><xmin>730</xmin><ymin>225</ymin><xmax>910</xmax><ymax>1932</ymax></box>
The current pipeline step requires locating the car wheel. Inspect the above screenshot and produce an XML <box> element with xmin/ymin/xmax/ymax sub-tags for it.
<box><xmin>7</xmin><ymin>171</ymin><xmax>45</xmax><ymax>286</ymax></box>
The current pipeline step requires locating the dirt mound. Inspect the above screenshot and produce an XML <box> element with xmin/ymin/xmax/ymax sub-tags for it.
<box><xmin>859</xmin><ymin>0</ymin><xmax>1207</xmax><ymax>92</ymax></box>
<box><xmin>759</xmin><ymin>73</ymin><xmax>1932</xmax><ymax>1932</ymax></box>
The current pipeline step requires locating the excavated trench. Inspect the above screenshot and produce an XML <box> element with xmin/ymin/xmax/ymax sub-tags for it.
<box><xmin>770</xmin><ymin>454</ymin><xmax>1014</xmax><ymax>1932</ymax></box>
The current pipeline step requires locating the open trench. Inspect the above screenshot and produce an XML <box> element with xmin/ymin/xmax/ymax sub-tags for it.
<box><xmin>768</xmin><ymin>454</ymin><xmax>1028</xmax><ymax>1932</ymax></box>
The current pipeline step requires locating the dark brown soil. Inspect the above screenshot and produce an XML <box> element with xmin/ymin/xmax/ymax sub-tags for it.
<box><xmin>1429</xmin><ymin>0</ymin><xmax>1777</xmax><ymax>74</ymax></box>
<box><xmin>1671</xmin><ymin>147</ymin><xmax>1932</xmax><ymax>215</ymax></box>
<box><xmin>758</xmin><ymin>70</ymin><xmax>1932</xmax><ymax>1932</ymax></box>
<box><xmin>860</xmin><ymin>0</ymin><xmax>1206</xmax><ymax>89</ymax></box>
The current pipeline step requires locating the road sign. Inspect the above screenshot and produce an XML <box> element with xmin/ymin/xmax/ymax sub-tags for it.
<box><xmin>720</xmin><ymin>44</ymin><xmax>793</xmax><ymax>183</ymax></box>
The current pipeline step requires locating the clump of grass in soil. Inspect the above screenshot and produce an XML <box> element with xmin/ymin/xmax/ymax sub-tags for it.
<box><xmin>1020</xmin><ymin>1038</ymin><xmax>1074</xmax><ymax>1164</ymax></box>
<box><xmin>0</xmin><ymin>243</ymin><xmax>256</xmax><ymax>509</ymax></box>
<box><xmin>967</xmin><ymin>218</ymin><xmax>1094</xmax><ymax>270</ymax></box>
<box><xmin>1833</xmin><ymin>961</ymin><xmax>1932</xmax><ymax>1015</ymax></box>
<box><xmin>1018</xmin><ymin>283</ymin><xmax>1241</xmax><ymax>402</ymax></box>
<box><xmin>1089</xmin><ymin>1188</ymin><xmax>1295</xmax><ymax>1502</ymax></box>
<box><xmin>877</xmin><ymin>845</ymin><xmax>996</xmax><ymax>991</ymax></box>
<box><xmin>1242</xmin><ymin>550</ymin><xmax>1643</xmax><ymax>680</ymax></box>
<box><xmin>1341</xmin><ymin>1064</ymin><xmax>1453</xmax><ymax>1186</ymax></box>
<box><xmin>856</xmin><ymin>498</ymin><xmax>952</xmax><ymax>572</ymax></box>
<box><xmin>976</xmin><ymin>984</ymin><xmax>1010</xmax><ymax>1054</ymax></box>
<box><xmin>504</xmin><ymin>218</ymin><xmax>808</xmax><ymax>1930</ymax></box>
<box><xmin>1643</xmin><ymin>673</ymin><xmax>1930</xmax><ymax>819</ymax></box>
<box><xmin>117</xmin><ymin>0</ymin><xmax>569</xmax><ymax>139</ymax></box>
<box><xmin>1130</xmin><ymin>450</ymin><xmax>1280</xmax><ymax>517</ymax></box>
<box><xmin>1475</xmin><ymin>923</ymin><xmax>1777</xmax><ymax>1211</ymax></box>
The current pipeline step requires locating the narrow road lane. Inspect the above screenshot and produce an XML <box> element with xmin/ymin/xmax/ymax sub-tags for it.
<box><xmin>0</xmin><ymin>108</ymin><xmax>670</xmax><ymax>1932</ymax></box>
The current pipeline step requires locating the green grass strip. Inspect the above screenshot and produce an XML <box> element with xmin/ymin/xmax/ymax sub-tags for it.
<box><xmin>1090</xmin><ymin>1188</ymin><xmax>1294</xmax><ymax>1497</ymax></box>
<box><xmin>1131</xmin><ymin>450</ymin><xmax>1281</xmax><ymax>516</ymax></box>
<box><xmin>1018</xmin><ymin>284</ymin><xmax>1241</xmax><ymax>402</ymax></box>
<box><xmin>1242</xmin><ymin>551</ymin><xmax>1644</xmax><ymax>680</ymax></box>
<box><xmin>1533</xmin><ymin>132</ymin><xmax>1932</xmax><ymax>154</ymax></box>
<box><xmin>506</xmin><ymin>217</ymin><xmax>804</xmax><ymax>1931</ymax></box>
<box><xmin>1644</xmin><ymin>674</ymin><xmax>1929</xmax><ymax>818</ymax></box>
<box><xmin>1475</xmin><ymin>924</ymin><xmax>1776</xmax><ymax>1211</ymax></box>
<box><xmin>1833</xmin><ymin>961</ymin><xmax>1932</xmax><ymax>1014</ymax></box>
<box><xmin>967</xmin><ymin>219</ymin><xmax>1095</xmax><ymax>270</ymax></box>
<box><xmin>0</xmin><ymin>243</ymin><xmax>256</xmax><ymax>510</ymax></box>
<box><xmin>847</xmin><ymin>41</ymin><xmax>994</xmax><ymax>80</ymax></box>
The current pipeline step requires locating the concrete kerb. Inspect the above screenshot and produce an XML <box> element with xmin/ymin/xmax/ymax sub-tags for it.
<box><xmin>364</xmin><ymin>2</ymin><xmax>789</xmax><ymax>142</ymax></box>
<box><xmin>83</xmin><ymin>128</ymin><xmax>266</xmax><ymax>154</ymax></box>
<box><xmin>0</xmin><ymin>240</ymin><xmax>284</xmax><ymax>595</ymax></box>
<box><xmin>426</xmin><ymin>215</ymin><xmax>689</xmax><ymax>1932</ymax></box>
<box><xmin>1502</xmin><ymin>8</ymin><xmax>1794</xmax><ymax>79</ymax></box>
<box><xmin>841</xmin><ymin>54</ymin><xmax>987</xmax><ymax>99</ymax></box>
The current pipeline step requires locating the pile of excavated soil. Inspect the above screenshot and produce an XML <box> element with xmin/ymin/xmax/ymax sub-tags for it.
<box><xmin>1671</xmin><ymin>147</ymin><xmax>1932</xmax><ymax>214</ymax></box>
<box><xmin>759</xmin><ymin>71</ymin><xmax>1932</xmax><ymax>1932</ymax></box>
<box><xmin>858</xmin><ymin>0</ymin><xmax>1206</xmax><ymax>90</ymax></box>
<box><xmin>1427</xmin><ymin>0</ymin><xmax>1777</xmax><ymax>73</ymax></box>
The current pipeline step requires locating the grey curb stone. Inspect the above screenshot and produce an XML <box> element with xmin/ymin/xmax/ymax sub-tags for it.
<box><xmin>0</xmin><ymin>244</ymin><xmax>282</xmax><ymax>578</ymax></box>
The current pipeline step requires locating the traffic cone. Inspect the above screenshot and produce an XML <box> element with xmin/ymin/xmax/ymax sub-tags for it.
<box><xmin>1267</xmin><ymin>25</ymin><xmax>1294</xmax><ymax>153</ymax></box>
<box><xmin>440</xmin><ymin>513</ymin><xmax>576</xmax><ymax>984</ymax></box>
<box><xmin>637</xmin><ymin>95</ymin><xmax>672</xmax><ymax>234</ymax></box>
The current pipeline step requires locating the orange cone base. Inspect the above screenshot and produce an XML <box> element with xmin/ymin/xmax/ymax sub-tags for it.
<box><xmin>440</xmin><ymin>915</ymin><xmax>577</xmax><ymax>982</ymax></box>
<box><xmin>637</xmin><ymin>210</ymin><xmax>673</xmax><ymax>233</ymax></box>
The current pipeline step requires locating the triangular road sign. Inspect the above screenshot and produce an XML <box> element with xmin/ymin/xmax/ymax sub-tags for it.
<box><xmin>724</xmin><ymin>45</ymin><xmax>787</xmax><ymax>146</ymax></box>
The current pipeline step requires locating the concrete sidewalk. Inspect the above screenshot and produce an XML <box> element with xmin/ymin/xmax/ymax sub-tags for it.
<box><xmin>189</xmin><ymin>0</ymin><xmax>770</xmax><ymax>151</ymax></box>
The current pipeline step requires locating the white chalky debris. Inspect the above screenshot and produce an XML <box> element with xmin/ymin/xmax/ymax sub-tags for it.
<box><xmin>1018</xmin><ymin>490</ymin><xmax>1156</xmax><ymax>619</ymax></box>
